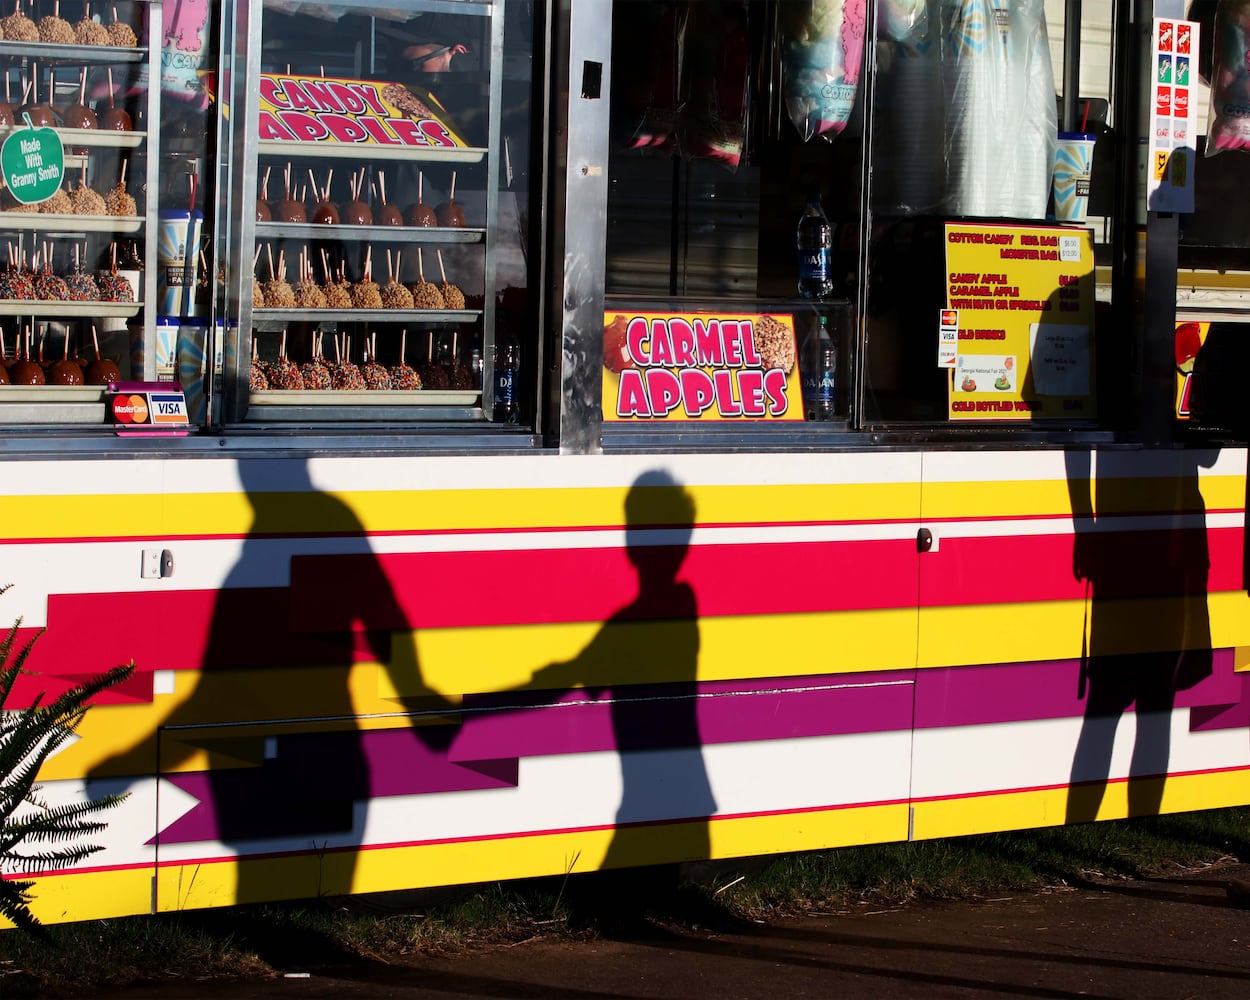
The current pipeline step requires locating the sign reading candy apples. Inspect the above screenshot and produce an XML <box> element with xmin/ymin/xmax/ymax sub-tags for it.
<box><xmin>601</xmin><ymin>311</ymin><xmax>802</xmax><ymax>421</ymax></box>
<box><xmin>258</xmin><ymin>73</ymin><xmax>468</xmax><ymax>149</ymax></box>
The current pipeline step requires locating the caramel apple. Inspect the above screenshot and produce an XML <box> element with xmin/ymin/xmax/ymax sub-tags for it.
<box><xmin>275</xmin><ymin>197</ymin><xmax>306</xmax><ymax>223</ymax></box>
<box><xmin>435</xmin><ymin>171</ymin><xmax>464</xmax><ymax>227</ymax></box>
<box><xmin>62</xmin><ymin>69</ymin><xmax>97</xmax><ymax>130</ymax></box>
<box><xmin>374</xmin><ymin>171</ymin><xmax>402</xmax><ymax>227</ymax></box>
<box><xmin>405</xmin><ymin>170</ymin><xmax>437</xmax><ymax>226</ymax></box>
<box><xmin>341</xmin><ymin>166</ymin><xmax>371</xmax><ymax>225</ymax></box>
<box><xmin>61</xmin><ymin>103</ymin><xmax>97</xmax><ymax>129</ymax></box>
<box><xmin>307</xmin><ymin>169</ymin><xmax>338</xmax><ymax>225</ymax></box>
<box><xmin>256</xmin><ymin>199</ymin><xmax>271</xmax><ymax>222</ymax></box>
<box><xmin>9</xmin><ymin>357</ymin><xmax>44</xmax><ymax>384</ymax></box>
<box><xmin>100</xmin><ymin>106</ymin><xmax>132</xmax><ymax>131</ymax></box>
<box><xmin>273</xmin><ymin>163</ymin><xmax>305</xmax><ymax>222</ymax></box>
<box><xmin>100</xmin><ymin>67</ymin><xmax>131</xmax><ymax>131</ymax></box>
<box><xmin>19</xmin><ymin>103</ymin><xmax>55</xmax><ymax>127</ymax></box>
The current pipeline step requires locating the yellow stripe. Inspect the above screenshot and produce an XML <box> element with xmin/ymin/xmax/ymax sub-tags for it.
<box><xmin>12</xmin><ymin>868</ymin><xmax>153</xmax><ymax>927</ymax></box>
<box><xmin>918</xmin><ymin>592</ymin><xmax>1250</xmax><ymax>669</ymax></box>
<box><xmin>919</xmin><ymin>600</ymin><xmax>1086</xmax><ymax>668</ymax></box>
<box><xmin>408</xmin><ymin>608</ymin><xmax>920</xmax><ymax>698</ymax></box>
<box><xmin>912</xmin><ymin>768</ymin><xmax>1250</xmax><ymax>841</ymax></box>
<box><xmin>922</xmin><ymin>479</ymin><xmax>1078</xmax><ymax>520</ymax></box>
<box><xmin>7</xmin><ymin>482</ymin><xmax>920</xmax><ymax>541</ymax></box>
<box><xmin>150</xmin><ymin>802</ymin><xmax>909</xmax><ymax>913</ymax></box>
<box><xmin>923</xmin><ymin>474</ymin><xmax>1245</xmax><ymax>521</ymax></box>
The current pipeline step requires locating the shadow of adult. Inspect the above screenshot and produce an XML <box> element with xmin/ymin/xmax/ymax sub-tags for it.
<box><xmin>89</xmin><ymin>456</ymin><xmax>458</xmax><ymax>920</ymax></box>
<box><xmin>530</xmin><ymin>470</ymin><xmax>714</xmax><ymax>923</ymax></box>
<box><xmin>1065</xmin><ymin>447</ymin><xmax>1214</xmax><ymax>823</ymax></box>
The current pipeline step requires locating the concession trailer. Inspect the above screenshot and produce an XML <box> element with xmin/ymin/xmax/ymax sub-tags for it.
<box><xmin>2</xmin><ymin>0</ymin><xmax>1249</xmax><ymax>925</ymax></box>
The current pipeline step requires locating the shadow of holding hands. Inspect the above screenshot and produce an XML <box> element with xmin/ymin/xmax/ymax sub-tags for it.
<box><xmin>87</xmin><ymin>457</ymin><xmax>460</xmax><ymax>942</ymax></box>
<box><xmin>529</xmin><ymin>470</ymin><xmax>717</xmax><ymax>928</ymax></box>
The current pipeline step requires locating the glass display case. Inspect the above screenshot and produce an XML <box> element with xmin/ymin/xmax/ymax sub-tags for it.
<box><xmin>0</xmin><ymin>1</ymin><xmax>160</xmax><ymax>424</ymax></box>
<box><xmin>219</xmin><ymin>0</ymin><xmax>521</xmax><ymax>424</ymax></box>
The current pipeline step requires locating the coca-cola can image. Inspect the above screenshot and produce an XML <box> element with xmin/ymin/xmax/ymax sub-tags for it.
<box><xmin>1156</xmin><ymin>86</ymin><xmax>1172</xmax><ymax>115</ymax></box>
<box><xmin>1175</xmin><ymin>88</ymin><xmax>1189</xmax><ymax>115</ymax></box>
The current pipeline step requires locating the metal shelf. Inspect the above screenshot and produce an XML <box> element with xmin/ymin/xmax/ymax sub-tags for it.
<box><xmin>256</xmin><ymin>221</ymin><xmax>483</xmax><ymax>244</ymax></box>
<box><xmin>257</xmin><ymin>139</ymin><xmax>486</xmax><ymax>163</ymax></box>
<box><xmin>0</xmin><ymin>42</ymin><xmax>144</xmax><ymax>65</ymax></box>
<box><xmin>253</xmin><ymin>308</ymin><xmax>481</xmax><ymax>325</ymax></box>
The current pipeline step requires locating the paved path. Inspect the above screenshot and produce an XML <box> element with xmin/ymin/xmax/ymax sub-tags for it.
<box><xmin>107</xmin><ymin>863</ymin><xmax>1250</xmax><ymax>998</ymax></box>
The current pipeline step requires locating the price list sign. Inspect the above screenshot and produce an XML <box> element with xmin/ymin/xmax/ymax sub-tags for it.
<box><xmin>1148</xmin><ymin>18</ymin><xmax>1200</xmax><ymax>213</ymax></box>
<box><xmin>944</xmin><ymin>222</ymin><xmax>1096</xmax><ymax>422</ymax></box>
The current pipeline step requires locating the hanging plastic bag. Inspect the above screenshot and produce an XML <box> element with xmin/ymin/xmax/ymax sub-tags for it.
<box><xmin>781</xmin><ymin>0</ymin><xmax>869</xmax><ymax>142</ymax></box>
<box><xmin>940</xmin><ymin>0</ymin><xmax>1057</xmax><ymax>217</ymax></box>
<box><xmin>1205</xmin><ymin>0</ymin><xmax>1250</xmax><ymax>155</ymax></box>
<box><xmin>679</xmin><ymin>0</ymin><xmax>751</xmax><ymax>169</ymax></box>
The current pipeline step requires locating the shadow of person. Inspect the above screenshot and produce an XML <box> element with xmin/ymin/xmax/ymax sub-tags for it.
<box><xmin>1064</xmin><ymin>447</ymin><xmax>1215</xmax><ymax>824</ymax></box>
<box><xmin>530</xmin><ymin>470</ymin><xmax>714</xmax><ymax>929</ymax></box>
<box><xmin>88</xmin><ymin>457</ymin><xmax>458</xmax><ymax>942</ymax></box>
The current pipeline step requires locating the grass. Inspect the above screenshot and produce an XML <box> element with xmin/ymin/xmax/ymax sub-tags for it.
<box><xmin>2</xmin><ymin>808</ymin><xmax>1248</xmax><ymax>995</ymax></box>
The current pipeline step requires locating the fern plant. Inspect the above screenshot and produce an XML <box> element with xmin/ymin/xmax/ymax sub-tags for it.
<box><xmin>1</xmin><ymin>586</ymin><xmax>133</xmax><ymax>933</ymax></box>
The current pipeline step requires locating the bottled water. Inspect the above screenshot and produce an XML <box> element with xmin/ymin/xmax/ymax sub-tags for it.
<box><xmin>796</xmin><ymin>195</ymin><xmax>834</xmax><ymax>299</ymax></box>
<box><xmin>800</xmin><ymin>315</ymin><xmax>836</xmax><ymax>420</ymax></box>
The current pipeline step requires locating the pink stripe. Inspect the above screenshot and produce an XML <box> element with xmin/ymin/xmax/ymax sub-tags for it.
<box><xmin>289</xmin><ymin>538</ymin><xmax>921</xmax><ymax>632</ymax></box>
<box><xmin>919</xmin><ymin>525</ymin><xmax>1244</xmax><ymax>607</ymax></box>
<box><xmin>914</xmin><ymin>650</ymin><xmax>1243</xmax><ymax>730</ymax></box>
<box><xmin>453</xmin><ymin>674</ymin><xmax>916</xmax><ymax>761</ymax></box>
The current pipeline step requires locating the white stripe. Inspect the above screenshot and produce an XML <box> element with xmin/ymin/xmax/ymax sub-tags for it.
<box><xmin>911</xmin><ymin>711</ymin><xmax>1250</xmax><ymax>800</ymax></box>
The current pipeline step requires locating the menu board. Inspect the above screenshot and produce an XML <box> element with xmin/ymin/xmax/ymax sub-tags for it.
<box><xmin>943</xmin><ymin>222</ymin><xmax>1096</xmax><ymax>421</ymax></box>
<box><xmin>258</xmin><ymin>73</ymin><xmax>468</xmax><ymax>148</ymax></box>
<box><xmin>601</xmin><ymin>311</ymin><xmax>803</xmax><ymax>422</ymax></box>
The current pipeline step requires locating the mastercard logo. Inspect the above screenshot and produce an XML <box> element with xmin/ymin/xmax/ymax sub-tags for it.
<box><xmin>111</xmin><ymin>394</ymin><xmax>150</xmax><ymax>424</ymax></box>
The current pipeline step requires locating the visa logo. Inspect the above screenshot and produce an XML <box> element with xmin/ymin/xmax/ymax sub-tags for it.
<box><xmin>151</xmin><ymin>393</ymin><xmax>188</xmax><ymax>424</ymax></box>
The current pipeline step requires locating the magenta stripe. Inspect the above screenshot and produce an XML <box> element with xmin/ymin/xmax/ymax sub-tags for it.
<box><xmin>452</xmin><ymin>673</ymin><xmax>918</xmax><ymax>762</ymax></box>
<box><xmin>913</xmin><ymin>649</ymin><xmax>1243</xmax><ymax>730</ymax></box>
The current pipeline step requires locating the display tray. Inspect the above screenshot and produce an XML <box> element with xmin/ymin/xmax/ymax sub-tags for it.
<box><xmin>253</xmin><ymin>308</ymin><xmax>480</xmax><ymax>324</ymax></box>
<box><xmin>255</xmin><ymin>221</ymin><xmax>484</xmax><ymax>244</ymax></box>
<box><xmin>0</xmin><ymin>213</ymin><xmax>143</xmax><ymax>233</ymax></box>
<box><xmin>257</xmin><ymin>139</ymin><xmax>486</xmax><ymax>164</ymax></box>
<box><xmin>38</xmin><ymin>128</ymin><xmax>147</xmax><ymax>149</ymax></box>
<box><xmin>251</xmin><ymin>389</ymin><xmax>479</xmax><ymax>405</ymax></box>
<box><xmin>0</xmin><ymin>41</ymin><xmax>145</xmax><ymax>65</ymax></box>
<box><xmin>0</xmin><ymin>300</ymin><xmax>141</xmax><ymax>317</ymax></box>
<box><xmin>0</xmin><ymin>387</ymin><xmax>104</xmax><ymax>401</ymax></box>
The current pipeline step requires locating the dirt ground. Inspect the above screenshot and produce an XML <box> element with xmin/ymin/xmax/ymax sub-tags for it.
<box><xmin>86</xmin><ymin>860</ymin><xmax>1250</xmax><ymax>999</ymax></box>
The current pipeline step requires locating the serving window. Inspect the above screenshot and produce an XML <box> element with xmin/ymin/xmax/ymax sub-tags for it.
<box><xmin>603</xmin><ymin>0</ymin><xmax>1135</xmax><ymax>433</ymax></box>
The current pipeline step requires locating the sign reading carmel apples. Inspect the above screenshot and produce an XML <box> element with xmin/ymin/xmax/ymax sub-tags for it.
<box><xmin>944</xmin><ymin>222</ymin><xmax>1096</xmax><ymax>421</ymax></box>
<box><xmin>601</xmin><ymin>311</ymin><xmax>803</xmax><ymax>421</ymax></box>
<box><xmin>1</xmin><ymin>116</ymin><xmax>64</xmax><ymax>205</ymax></box>
<box><xmin>258</xmin><ymin>73</ymin><xmax>468</xmax><ymax>148</ymax></box>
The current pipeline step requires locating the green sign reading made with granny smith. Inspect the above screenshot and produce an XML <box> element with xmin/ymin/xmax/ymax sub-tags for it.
<box><xmin>2</xmin><ymin>116</ymin><xmax>64</xmax><ymax>206</ymax></box>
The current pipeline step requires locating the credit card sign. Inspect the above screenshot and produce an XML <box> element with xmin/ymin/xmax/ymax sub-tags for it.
<box><xmin>106</xmin><ymin>382</ymin><xmax>190</xmax><ymax>434</ymax></box>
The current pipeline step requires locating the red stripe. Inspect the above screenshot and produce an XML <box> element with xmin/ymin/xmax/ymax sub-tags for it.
<box><xmin>920</xmin><ymin>525</ymin><xmax>1244</xmax><ymax>606</ymax></box>
<box><xmin>289</xmin><ymin>539</ymin><xmax>923</xmax><ymax>632</ymax></box>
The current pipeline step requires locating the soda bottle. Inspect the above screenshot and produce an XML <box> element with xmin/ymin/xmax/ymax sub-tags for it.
<box><xmin>800</xmin><ymin>315</ymin><xmax>836</xmax><ymax>420</ymax></box>
<box><xmin>492</xmin><ymin>335</ymin><xmax>519</xmax><ymax>423</ymax></box>
<box><xmin>796</xmin><ymin>193</ymin><xmax>833</xmax><ymax>299</ymax></box>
